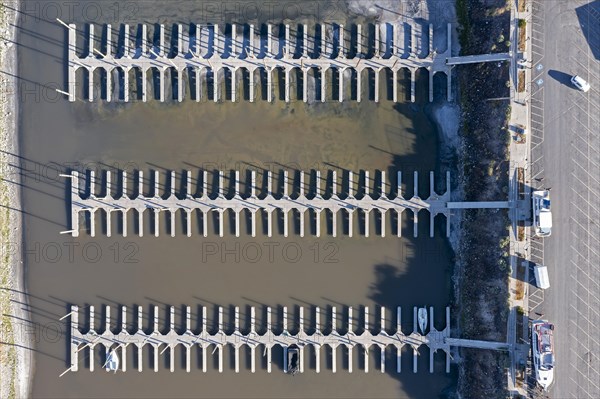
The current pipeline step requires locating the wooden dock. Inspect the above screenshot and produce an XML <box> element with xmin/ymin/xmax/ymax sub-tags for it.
<box><xmin>68</xmin><ymin>304</ymin><xmax>455</xmax><ymax>374</ymax></box>
<box><xmin>64</xmin><ymin>169</ymin><xmax>453</xmax><ymax>238</ymax></box>
<box><xmin>66</xmin><ymin>22</ymin><xmax>454</xmax><ymax>103</ymax></box>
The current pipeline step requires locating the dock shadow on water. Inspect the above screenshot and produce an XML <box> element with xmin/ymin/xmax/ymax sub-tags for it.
<box><xmin>13</xmin><ymin>0</ymin><xmax>458</xmax><ymax>398</ymax></box>
<box><xmin>365</xmin><ymin>73</ymin><xmax>457</xmax><ymax>398</ymax></box>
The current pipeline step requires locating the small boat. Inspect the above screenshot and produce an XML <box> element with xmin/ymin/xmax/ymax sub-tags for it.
<box><xmin>286</xmin><ymin>344</ymin><xmax>299</xmax><ymax>375</ymax></box>
<box><xmin>104</xmin><ymin>348</ymin><xmax>119</xmax><ymax>373</ymax></box>
<box><xmin>418</xmin><ymin>307</ymin><xmax>428</xmax><ymax>334</ymax></box>
<box><xmin>532</xmin><ymin>320</ymin><xmax>555</xmax><ymax>391</ymax></box>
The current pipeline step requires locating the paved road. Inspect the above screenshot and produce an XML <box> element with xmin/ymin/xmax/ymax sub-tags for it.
<box><xmin>529</xmin><ymin>0</ymin><xmax>600</xmax><ymax>397</ymax></box>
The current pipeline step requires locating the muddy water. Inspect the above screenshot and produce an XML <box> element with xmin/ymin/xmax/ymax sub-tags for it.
<box><xmin>16</xmin><ymin>1</ymin><xmax>455</xmax><ymax>397</ymax></box>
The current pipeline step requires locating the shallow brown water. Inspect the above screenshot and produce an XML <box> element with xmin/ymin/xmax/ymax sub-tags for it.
<box><xmin>15</xmin><ymin>1</ymin><xmax>455</xmax><ymax>397</ymax></box>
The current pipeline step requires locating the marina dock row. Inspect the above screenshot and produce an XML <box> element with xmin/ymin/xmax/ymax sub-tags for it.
<box><xmin>69</xmin><ymin>305</ymin><xmax>457</xmax><ymax>374</ymax></box>
<box><xmin>66</xmin><ymin>22</ymin><xmax>454</xmax><ymax>103</ymax></box>
<box><xmin>65</xmin><ymin>169</ymin><xmax>457</xmax><ymax>238</ymax></box>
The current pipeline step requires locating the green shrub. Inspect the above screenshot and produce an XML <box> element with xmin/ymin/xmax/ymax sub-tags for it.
<box><xmin>516</xmin><ymin>306</ymin><xmax>525</xmax><ymax>316</ymax></box>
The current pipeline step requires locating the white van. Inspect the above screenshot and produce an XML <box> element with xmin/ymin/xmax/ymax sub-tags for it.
<box><xmin>534</xmin><ymin>264</ymin><xmax>550</xmax><ymax>289</ymax></box>
<box><xmin>571</xmin><ymin>75</ymin><xmax>590</xmax><ymax>92</ymax></box>
<box><xmin>532</xmin><ymin>190</ymin><xmax>552</xmax><ymax>237</ymax></box>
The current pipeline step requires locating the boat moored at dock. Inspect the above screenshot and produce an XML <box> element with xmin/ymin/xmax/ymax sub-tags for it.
<box><xmin>104</xmin><ymin>348</ymin><xmax>119</xmax><ymax>373</ymax></box>
<box><xmin>418</xmin><ymin>307</ymin><xmax>428</xmax><ymax>335</ymax></box>
<box><xmin>286</xmin><ymin>345</ymin><xmax>300</xmax><ymax>375</ymax></box>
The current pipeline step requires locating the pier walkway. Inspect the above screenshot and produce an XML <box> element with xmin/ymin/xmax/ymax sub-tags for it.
<box><xmin>445</xmin><ymin>52</ymin><xmax>511</xmax><ymax>65</ymax></box>
<box><xmin>67</xmin><ymin>22</ymin><xmax>454</xmax><ymax>103</ymax></box>
<box><xmin>64</xmin><ymin>169</ymin><xmax>516</xmax><ymax>238</ymax></box>
<box><xmin>67</xmin><ymin>305</ymin><xmax>508</xmax><ymax>374</ymax></box>
<box><xmin>447</xmin><ymin>201</ymin><xmax>511</xmax><ymax>209</ymax></box>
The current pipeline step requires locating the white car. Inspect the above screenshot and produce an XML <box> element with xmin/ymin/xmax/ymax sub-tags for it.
<box><xmin>571</xmin><ymin>75</ymin><xmax>590</xmax><ymax>92</ymax></box>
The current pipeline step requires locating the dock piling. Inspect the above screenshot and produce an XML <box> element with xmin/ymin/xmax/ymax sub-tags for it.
<box><xmin>356</xmin><ymin>68</ymin><xmax>362</xmax><ymax>103</ymax></box>
<box><xmin>357</xmin><ymin>24</ymin><xmax>362</xmax><ymax>55</ymax></box>
<box><xmin>159</xmin><ymin>24</ymin><xmax>165</xmax><ymax>55</ymax></box>
<box><xmin>411</xmin><ymin>24</ymin><xmax>417</xmax><ymax>57</ymax></box>
<box><xmin>302</xmin><ymin>69</ymin><xmax>308</xmax><ymax>102</ymax></box>
<box><xmin>285</xmin><ymin>24</ymin><xmax>290</xmax><ymax>57</ymax></box>
<box><xmin>267</xmin><ymin>24</ymin><xmax>273</xmax><ymax>56</ymax></box>
<box><xmin>321</xmin><ymin>68</ymin><xmax>326</xmax><ymax>102</ymax></box>
<box><xmin>249</xmin><ymin>24</ymin><xmax>254</xmax><ymax>56</ymax></box>
<box><xmin>321</xmin><ymin>24</ymin><xmax>326</xmax><ymax>57</ymax></box>
<box><xmin>303</xmin><ymin>24</ymin><xmax>308</xmax><ymax>57</ymax></box>
<box><xmin>124</xmin><ymin>24</ymin><xmax>130</xmax><ymax>58</ymax></box>
<box><xmin>375</xmin><ymin>24</ymin><xmax>380</xmax><ymax>57</ymax></box>
<box><xmin>266</xmin><ymin>67</ymin><xmax>273</xmax><ymax>102</ymax></box>
<box><xmin>231</xmin><ymin>24</ymin><xmax>236</xmax><ymax>56</ymax></box>
<box><xmin>410</xmin><ymin>68</ymin><xmax>416</xmax><ymax>102</ymax></box>
<box><xmin>339</xmin><ymin>25</ymin><xmax>345</xmax><ymax>58</ymax></box>
<box><xmin>331</xmin><ymin>306</ymin><xmax>337</xmax><ymax>373</ymax></box>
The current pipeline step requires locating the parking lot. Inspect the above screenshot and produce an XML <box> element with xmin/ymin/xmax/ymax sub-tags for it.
<box><xmin>529</xmin><ymin>0</ymin><xmax>600</xmax><ymax>397</ymax></box>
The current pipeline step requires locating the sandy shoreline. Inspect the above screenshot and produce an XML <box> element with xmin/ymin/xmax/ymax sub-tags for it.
<box><xmin>0</xmin><ymin>1</ymin><xmax>33</xmax><ymax>398</ymax></box>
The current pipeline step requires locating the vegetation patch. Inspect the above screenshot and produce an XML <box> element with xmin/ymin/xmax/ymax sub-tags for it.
<box><xmin>517</xmin><ymin>167</ymin><xmax>525</xmax><ymax>199</ymax></box>
<box><xmin>515</xmin><ymin>279</ymin><xmax>525</xmax><ymax>301</ymax></box>
<box><xmin>518</xmin><ymin>0</ymin><xmax>527</xmax><ymax>13</ymax></box>
<box><xmin>455</xmin><ymin>0</ymin><xmax>511</xmax><ymax>397</ymax></box>
<box><xmin>517</xmin><ymin>70</ymin><xmax>525</xmax><ymax>93</ymax></box>
<box><xmin>518</xmin><ymin>223</ymin><xmax>525</xmax><ymax>241</ymax></box>
<box><xmin>518</xmin><ymin>19</ymin><xmax>526</xmax><ymax>52</ymax></box>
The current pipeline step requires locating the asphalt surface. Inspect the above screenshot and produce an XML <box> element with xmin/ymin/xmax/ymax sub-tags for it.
<box><xmin>529</xmin><ymin>0</ymin><xmax>600</xmax><ymax>397</ymax></box>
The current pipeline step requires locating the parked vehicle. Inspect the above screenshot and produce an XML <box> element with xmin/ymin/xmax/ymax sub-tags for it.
<box><xmin>532</xmin><ymin>320</ymin><xmax>555</xmax><ymax>391</ymax></box>
<box><xmin>532</xmin><ymin>190</ymin><xmax>552</xmax><ymax>237</ymax></box>
<box><xmin>571</xmin><ymin>75</ymin><xmax>590</xmax><ymax>92</ymax></box>
<box><xmin>534</xmin><ymin>264</ymin><xmax>550</xmax><ymax>289</ymax></box>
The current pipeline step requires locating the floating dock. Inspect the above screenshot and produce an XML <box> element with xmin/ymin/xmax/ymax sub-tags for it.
<box><xmin>65</xmin><ymin>169</ymin><xmax>454</xmax><ymax>238</ymax></box>
<box><xmin>66</xmin><ymin>22</ymin><xmax>454</xmax><ymax>103</ymax></box>
<box><xmin>69</xmin><ymin>305</ymin><xmax>458</xmax><ymax>374</ymax></box>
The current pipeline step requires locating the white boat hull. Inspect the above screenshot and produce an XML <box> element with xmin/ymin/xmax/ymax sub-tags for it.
<box><xmin>531</xmin><ymin>320</ymin><xmax>555</xmax><ymax>391</ymax></box>
<box><xmin>105</xmin><ymin>349</ymin><xmax>119</xmax><ymax>373</ymax></box>
<box><xmin>418</xmin><ymin>308</ymin><xmax>427</xmax><ymax>335</ymax></box>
